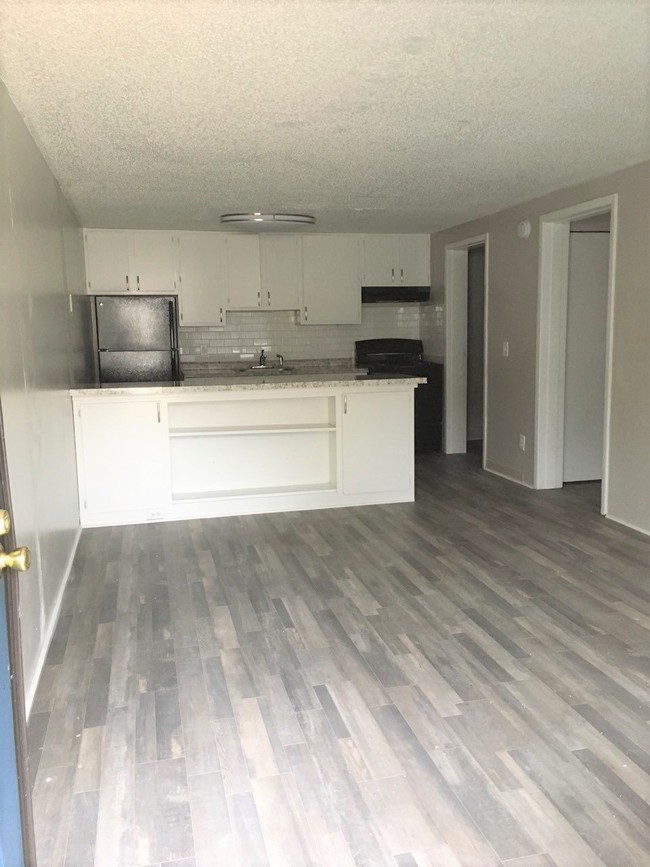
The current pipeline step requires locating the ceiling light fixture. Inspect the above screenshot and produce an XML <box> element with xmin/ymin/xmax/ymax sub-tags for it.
<box><xmin>220</xmin><ymin>212</ymin><xmax>315</xmax><ymax>225</ymax></box>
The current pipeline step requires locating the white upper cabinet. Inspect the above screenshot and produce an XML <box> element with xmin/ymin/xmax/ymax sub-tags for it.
<box><xmin>361</xmin><ymin>234</ymin><xmax>430</xmax><ymax>286</ymax></box>
<box><xmin>130</xmin><ymin>230</ymin><xmax>179</xmax><ymax>293</ymax></box>
<box><xmin>177</xmin><ymin>232</ymin><xmax>227</xmax><ymax>326</ymax></box>
<box><xmin>361</xmin><ymin>235</ymin><xmax>397</xmax><ymax>287</ymax></box>
<box><xmin>225</xmin><ymin>235</ymin><xmax>262</xmax><ymax>309</ymax></box>
<box><xmin>301</xmin><ymin>235</ymin><xmax>361</xmax><ymax>325</ymax></box>
<box><xmin>84</xmin><ymin>230</ymin><xmax>131</xmax><ymax>293</ymax></box>
<box><xmin>85</xmin><ymin>229</ymin><xmax>428</xmax><ymax>314</ymax></box>
<box><xmin>398</xmin><ymin>235</ymin><xmax>430</xmax><ymax>286</ymax></box>
<box><xmin>84</xmin><ymin>229</ymin><xmax>179</xmax><ymax>294</ymax></box>
<box><xmin>259</xmin><ymin>235</ymin><xmax>302</xmax><ymax>310</ymax></box>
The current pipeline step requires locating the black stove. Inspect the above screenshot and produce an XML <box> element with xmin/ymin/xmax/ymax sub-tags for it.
<box><xmin>355</xmin><ymin>338</ymin><xmax>443</xmax><ymax>453</ymax></box>
<box><xmin>355</xmin><ymin>338</ymin><xmax>423</xmax><ymax>370</ymax></box>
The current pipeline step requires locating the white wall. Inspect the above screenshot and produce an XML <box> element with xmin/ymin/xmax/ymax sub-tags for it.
<box><xmin>0</xmin><ymin>82</ymin><xmax>92</xmax><ymax>711</ymax></box>
<box><xmin>425</xmin><ymin>160</ymin><xmax>650</xmax><ymax>534</ymax></box>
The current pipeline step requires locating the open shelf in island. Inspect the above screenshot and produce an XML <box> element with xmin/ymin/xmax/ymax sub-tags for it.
<box><xmin>168</xmin><ymin>422</ymin><xmax>335</xmax><ymax>437</ymax></box>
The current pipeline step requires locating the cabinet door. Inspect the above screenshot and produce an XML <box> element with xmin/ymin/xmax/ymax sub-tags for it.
<box><xmin>178</xmin><ymin>232</ymin><xmax>227</xmax><ymax>326</ymax></box>
<box><xmin>226</xmin><ymin>235</ymin><xmax>261</xmax><ymax>309</ymax></box>
<box><xmin>301</xmin><ymin>235</ymin><xmax>361</xmax><ymax>325</ymax></box>
<box><xmin>362</xmin><ymin>235</ymin><xmax>398</xmax><ymax>286</ymax></box>
<box><xmin>77</xmin><ymin>401</ymin><xmax>169</xmax><ymax>515</ymax></box>
<box><xmin>84</xmin><ymin>229</ymin><xmax>130</xmax><ymax>293</ymax></box>
<box><xmin>259</xmin><ymin>235</ymin><xmax>302</xmax><ymax>309</ymax></box>
<box><xmin>342</xmin><ymin>390</ymin><xmax>413</xmax><ymax>494</ymax></box>
<box><xmin>398</xmin><ymin>235</ymin><xmax>430</xmax><ymax>286</ymax></box>
<box><xmin>130</xmin><ymin>230</ymin><xmax>179</xmax><ymax>293</ymax></box>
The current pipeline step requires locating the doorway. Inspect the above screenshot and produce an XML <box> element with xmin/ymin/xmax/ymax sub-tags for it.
<box><xmin>466</xmin><ymin>244</ymin><xmax>486</xmax><ymax>457</ymax></box>
<box><xmin>0</xmin><ymin>399</ymin><xmax>37</xmax><ymax>865</ymax></box>
<box><xmin>563</xmin><ymin>214</ymin><xmax>611</xmax><ymax>483</ymax></box>
<box><xmin>444</xmin><ymin>233</ymin><xmax>489</xmax><ymax>461</ymax></box>
<box><xmin>535</xmin><ymin>195</ymin><xmax>617</xmax><ymax>514</ymax></box>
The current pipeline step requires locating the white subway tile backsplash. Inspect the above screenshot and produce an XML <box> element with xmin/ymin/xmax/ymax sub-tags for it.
<box><xmin>180</xmin><ymin>303</ymin><xmax>436</xmax><ymax>361</ymax></box>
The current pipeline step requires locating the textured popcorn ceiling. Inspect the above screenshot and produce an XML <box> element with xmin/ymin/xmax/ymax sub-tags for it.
<box><xmin>0</xmin><ymin>0</ymin><xmax>648</xmax><ymax>232</ymax></box>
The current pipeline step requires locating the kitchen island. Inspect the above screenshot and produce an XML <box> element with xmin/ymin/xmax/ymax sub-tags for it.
<box><xmin>70</xmin><ymin>374</ymin><xmax>425</xmax><ymax>527</ymax></box>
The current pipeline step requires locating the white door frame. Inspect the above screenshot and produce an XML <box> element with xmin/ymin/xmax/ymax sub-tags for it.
<box><xmin>444</xmin><ymin>233</ymin><xmax>489</xmax><ymax>464</ymax></box>
<box><xmin>534</xmin><ymin>194</ymin><xmax>618</xmax><ymax>514</ymax></box>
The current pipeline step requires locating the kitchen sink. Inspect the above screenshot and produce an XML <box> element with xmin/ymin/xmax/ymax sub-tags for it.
<box><xmin>235</xmin><ymin>366</ymin><xmax>295</xmax><ymax>375</ymax></box>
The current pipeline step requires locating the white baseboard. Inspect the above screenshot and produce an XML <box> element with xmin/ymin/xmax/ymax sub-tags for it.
<box><xmin>604</xmin><ymin>512</ymin><xmax>650</xmax><ymax>539</ymax></box>
<box><xmin>484</xmin><ymin>460</ymin><xmax>535</xmax><ymax>489</ymax></box>
<box><xmin>24</xmin><ymin>525</ymin><xmax>82</xmax><ymax>718</ymax></box>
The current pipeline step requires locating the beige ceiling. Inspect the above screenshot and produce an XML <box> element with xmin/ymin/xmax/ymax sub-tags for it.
<box><xmin>1</xmin><ymin>0</ymin><xmax>648</xmax><ymax>233</ymax></box>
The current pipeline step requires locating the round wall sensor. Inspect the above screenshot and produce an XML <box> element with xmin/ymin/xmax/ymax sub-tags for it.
<box><xmin>517</xmin><ymin>220</ymin><xmax>531</xmax><ymax>239</ymax></box>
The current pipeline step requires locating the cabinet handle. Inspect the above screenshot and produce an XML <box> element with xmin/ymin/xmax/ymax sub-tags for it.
<box><xmin>400</xmin><ymin>268</ymin><xmax>404</xmax><ymax>281</ymax></box>
<box><xmin>304</xmin><ymin>305</ymin><xmax>308</xmax><ymax>322</ymax></box>
<box><xmin>219</xmin><ymin>307</ymin><xmax>223</xmax><ymax>324</ymax></box>
<box><xmin>344</xmin><ymin>396</ymin><xmax>348</xmax><ymax>414</ymax></box>
<box><xmin>156</xmin><ymin>402</ymin><xmax>161</xmax><ymax>423</ymax></box>
<box><xmin>126</xmin><ymin>275</ymin><xmax>130</xmax><ymax>291</ymax></box>
<box><xmin>267</xmin><ymin>291</ymin><xmax>271</xmax><ymax>305</ymax></box>
<box><xmin>257</xmin><ymin>291</ymin><xmax>261</xmax><ymax>307</ymax></box>
<box><xmin>180</xmin><ymin>312</ymin><xmax>184</xmax><ymax>321</ymax></box>
<box><xmin>137</xmin><ymin>275</ymin><xmax>141</xmax><ymax>291</ymax></box>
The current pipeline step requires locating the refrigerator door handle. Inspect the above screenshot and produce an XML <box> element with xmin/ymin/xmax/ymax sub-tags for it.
<box><xmin>168</xmin><ymin>301</ymin><xmax>177</xmax><ymax>350</ymax></box>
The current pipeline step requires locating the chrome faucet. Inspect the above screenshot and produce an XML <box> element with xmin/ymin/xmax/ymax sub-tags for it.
<box><xmin>258</xmin><ymin>348</ymin><xmax>267</xmax><ymax>367</ymax></box>
<box><xmin>276</xmin><ymin>353</ymin><xmax>284</xmax><ymax>369</ymax></box>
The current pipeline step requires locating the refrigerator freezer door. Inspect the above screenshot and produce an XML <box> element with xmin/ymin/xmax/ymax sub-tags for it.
<box><xmin>95</xmin><ymin>295</ymin><xmax>178</xmax><ymax>351</ymax></box>
<box><xmin>98</xmin><ymin>350</ymin><xmax>178</xmax><ymax>383</ymax></box>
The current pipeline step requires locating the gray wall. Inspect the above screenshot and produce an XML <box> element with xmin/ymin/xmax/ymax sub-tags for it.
<box><xmin>0</xmin><ymin>81</ymin><xmax>92</xmax><ymax>710</ymax></box>
<box><xmin>424</xmin><ymin>159</ymin><xmax>650</xmax><ymax>535</ymax></box>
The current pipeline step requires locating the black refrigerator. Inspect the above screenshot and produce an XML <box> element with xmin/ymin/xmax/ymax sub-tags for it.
<box><xmin>93</xmin><ymin>295</ymin><xmax>181</xmax><ymax>383</ymax></box>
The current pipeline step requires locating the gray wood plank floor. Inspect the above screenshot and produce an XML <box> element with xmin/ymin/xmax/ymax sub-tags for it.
<box><xmin>28</xmin><ymin>454</ymin><xmax>650</xmax><ymax>866</ymax></box>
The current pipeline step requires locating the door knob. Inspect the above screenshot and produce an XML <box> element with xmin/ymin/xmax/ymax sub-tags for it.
<box><xmin>0</xmin><ymin>544</ymin><xmax>31</xmax><ymax>572</ymax></box>
<box><xmin>0</xmin><ymin>509</ymin><xmax>10</xmax><ymax>536</ymax></box>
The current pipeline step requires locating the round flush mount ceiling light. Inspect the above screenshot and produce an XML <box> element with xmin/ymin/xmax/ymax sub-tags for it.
<box><xmin>220</xmin><ymin>212</ymin><xmax>315</xmax><ymax>225</ymax></box>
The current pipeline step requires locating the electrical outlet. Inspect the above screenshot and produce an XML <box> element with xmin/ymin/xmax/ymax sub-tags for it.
<box><xmin>519</xmin><ymin>434</ymin><xmax>526</xmax><ymax>451</ymax></box>
<box><xmin>502</xmin><ymin>340</ymin><xmax>509</xmax><ymax>358</ymax></box>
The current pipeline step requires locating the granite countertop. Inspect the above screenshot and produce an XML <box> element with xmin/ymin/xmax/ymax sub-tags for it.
<box><xmin>70</xmin><ymin>372</ymin><xmax>427</xmax><ymax>396</ymax></box>
<box><xmin>181</xmin><ymin>357</ymin><xmax>359</xmax><ymax>378</ymax></box>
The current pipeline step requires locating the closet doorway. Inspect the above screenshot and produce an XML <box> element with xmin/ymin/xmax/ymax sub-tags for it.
<box><xmin>466</xmin><ymin>244</ymin><xmax>486</xmax><ymax>458</ymax></box>
<box><xmin>535</xmin><ymin>194</ymin><xmax>617</xmax><ymax>514</ymax></box>
<box><xmin>444</xmin><ymin>233</ymin><xmax>489</xmax><ymax>461</ymax></box>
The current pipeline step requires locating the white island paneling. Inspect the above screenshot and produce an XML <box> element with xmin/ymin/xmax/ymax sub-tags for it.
<box><xmin>71</xmin><ymin>376</ymin><xmax>423</xmax><ymax>527</ymax></box>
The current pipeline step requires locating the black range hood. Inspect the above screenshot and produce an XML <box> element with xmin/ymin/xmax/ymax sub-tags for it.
<box><xmin>361</xmin><ymin>285</ymin><xmax>430</xmax><ymax>303</ymax></box>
